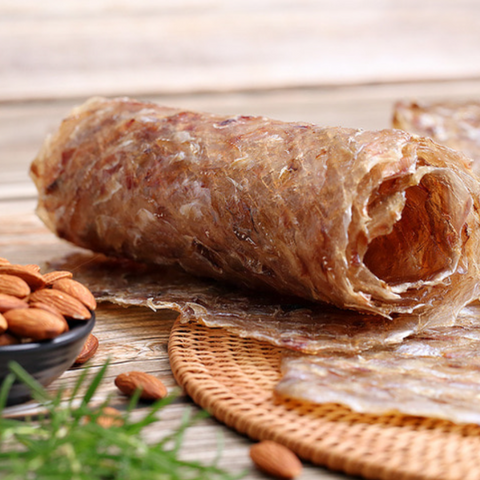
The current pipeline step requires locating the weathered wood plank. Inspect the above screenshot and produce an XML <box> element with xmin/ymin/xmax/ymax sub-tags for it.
<box><xmin>2</xmin><ymin>0</ymin><xmax>480</xmax><ymax>100</ymax></box>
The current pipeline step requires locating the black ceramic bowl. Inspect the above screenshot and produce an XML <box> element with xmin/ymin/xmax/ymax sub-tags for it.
<box><xmin>0</xmin><ymin>312</ymin><xmax>95</xmax><ymax>406</ymax></box>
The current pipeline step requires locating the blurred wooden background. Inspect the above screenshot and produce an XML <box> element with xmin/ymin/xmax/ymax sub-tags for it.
<box><xmin>3</xmin><ymin>0</ymin><xmax>480</xmax><ymax>99</ymax></box>
<box><xmin>2</xmin><ymin>1</ymin><xmax>480</xmax><ymax>479</ymax></box>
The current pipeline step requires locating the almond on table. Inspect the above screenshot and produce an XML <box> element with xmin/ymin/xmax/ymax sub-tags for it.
<box><xmin>87</xmin><ymin>406</ymin><xmax>124</xmax><ymax>429</ymax></box>
<box><xmin>115</xmin><ymin>371</ymin><xmax>168</xmax><ymax>401</ymax></box>
<box><xmin>75</xmin><ymin>334</ymin><xmax>99</xmax><ymax>364</ymax></box>
<box><xmin>250</xmin><ymin>440</ymin><xmax>303</xmax><ymax>480</ymax></box>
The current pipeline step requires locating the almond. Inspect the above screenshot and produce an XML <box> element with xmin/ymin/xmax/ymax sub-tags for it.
<box><xmin>52</xmin><ymin>278</ymin><xmax>97</xmax><ymax>311</ymax></box>
<box><xmin>29</xmin><ymin>289</ymin><xmax>91</xmax><ymax>320</ymax></box>
<box><xmin>0</xmin><ymin>332</ymin><xmax>19</xmax><ymax>346</ymax></box>
<box><xmin>23</xmin><ymin>264</ymin><xmax>41</xmax><ymax>273</ymax></box>
<box><xmin>4</xmin><ymin>308</ymin><xmax>66</xmax><ymax>340</ymax></box>
<box><xmin>0</xmin><ymin>274</ymin><xmax>31</xmax><ymax>298</ymax></box>
<box><xmin>89</xmin><ymin>406</ymin><xmax>124</xmax><ymax>428</ymax></box>
<box><xmin>0</xmin><ymin>313</ymin><xmax>7</xmax><ymax>333</ymax></box>
<box><xmin>0</xmin><ymin>265</ymin><xmax>45</xmax><ymax>290</ymax></box>
<box><xmin>250</xmin><ymin>441</ymin><xmax>303</xmax><ymax>480</ymax></box>
<box><xmin>0</xmin><ymin>293</ymin><xmax>29</xmax><ymax>312</ymax></box>
<box><xmin>29</xmin><ymin>301</ymin><xmax>69</xmax><ymax>332</ymax></box>
<box><xmin>75</xmin><ymin>334</ymin><xmax>99</xmax><ymax>364</ymax></box>
<box><xmin>43</xmin><ymin>270</ymin><xmax>73</xmax><ymax>286</ymax></box>
<box><xmin>114</xmin><ymin>371</ymin><xmax>168</xmax><ymax>401</ymax></box>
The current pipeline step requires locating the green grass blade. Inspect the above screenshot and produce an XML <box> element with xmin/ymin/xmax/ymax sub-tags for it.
<box><xmin>0</xmin><ymin>362</ymin><xmax>245</xmax><ymax>480</ymax></box>
<box><xmin>0</xmin><ymin>373</ymin><xmax>16</xmax><ymax>413</ymax></box>
<box><xmin>68</xmin><ymin>368</ymin><xmax>90</xmax><ymax>406</ymax></box>
<box><xmin>79</xmin><ymin>362</ymin><xmax>109</xmax><ymax>407</ymax></box>
<box><xmin>8</xmin><ymin>362</ymin><xmax>50</xmax><ymax>403</ymax></box>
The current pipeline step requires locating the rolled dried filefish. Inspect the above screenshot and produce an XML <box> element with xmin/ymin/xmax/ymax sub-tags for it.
<box><xmin>31</xmin><ymin>97</ymin><xmax>480</xmax><ymax>327</ymax></box>
<box><xmin>393</xmin><ymin>100</ymin><xmax>480</xmax><ymax>176</ymax></box>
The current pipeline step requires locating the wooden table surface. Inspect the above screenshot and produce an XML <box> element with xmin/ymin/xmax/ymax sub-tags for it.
<box><xmin>2</xmin><ymin>2</ymin><xmax>480</xmax><ymax>479</ymax></box>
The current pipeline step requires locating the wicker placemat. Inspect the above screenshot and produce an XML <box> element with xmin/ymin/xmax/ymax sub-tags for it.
<box><xmin>168</xmin><ymin>319</ymin><xmax>480</xmax><ymax>480</ymax></box>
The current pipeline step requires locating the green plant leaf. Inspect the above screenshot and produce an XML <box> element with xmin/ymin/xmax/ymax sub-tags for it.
<box><xmin>0</xmin><ymin>362</ymin><xmax>244</xmax><ymax>480</ymax></box>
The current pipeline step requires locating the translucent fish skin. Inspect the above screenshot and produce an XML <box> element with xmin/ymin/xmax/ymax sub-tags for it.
<box><xmin>31</xmin><ymin>97</ymin><xmax>480</xmax><ymax>324</ymax></box>
<box><xmin>276</xmin><ymin>303</ymin><xmax>480</xmax><ymax>425</ymax></box>
<box><xmin>393</xmin><ymin>100</ymin><xmax>480</xmax><ymax>176</ymax></box>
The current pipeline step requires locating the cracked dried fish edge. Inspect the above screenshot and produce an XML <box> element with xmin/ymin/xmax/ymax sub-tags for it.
<box><xmin>30</xmin><ymin>97</ymin><xmax>480</xmax><ymax>327</ymax></box>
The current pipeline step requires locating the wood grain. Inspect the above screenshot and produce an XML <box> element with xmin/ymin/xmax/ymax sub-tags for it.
<box><xmin>2</xmin><ymin>0</ymin><xmax>480</xmax><ymax>100</ymax></box>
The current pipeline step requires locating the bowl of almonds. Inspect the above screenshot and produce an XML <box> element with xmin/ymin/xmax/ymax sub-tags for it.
<box><xmin>0</xmin><ymin>257</ymin><xmax>97</xmax><ymax>405</ymax></box>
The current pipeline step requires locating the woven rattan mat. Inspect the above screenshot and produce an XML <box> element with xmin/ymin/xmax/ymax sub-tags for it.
<box><xmin>169</xmin><ymin>319</ymin><xmax>480</xmax><ymax>480</ymax></box>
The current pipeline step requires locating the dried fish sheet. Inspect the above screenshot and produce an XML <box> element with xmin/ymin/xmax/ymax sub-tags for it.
<box><xmin>49</xmin><ymin>252</ymin><xmax>417</xmax><ymax>354</ymax></box>
<box><xmin>53</xmin><ymin>252</ymin><xmax>480</xmax><ymax>423</ymax></box>
<box><xmin>32</xmin><ymin>97</ymin><xmax>480</xmax><ymax>327</ymax></box>
<box><xmin>393</xmin><ymin>100</ymin><xmax>480</xmax><ymax>176</ymax></box>
<box><xmin>276</xmin><ymin>303</ymin><xmax>480</xmax><ymax>424</ymax></box>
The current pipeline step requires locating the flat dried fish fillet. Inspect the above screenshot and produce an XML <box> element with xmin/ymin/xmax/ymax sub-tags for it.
<box><xmin>49</xmin><ymin>252</ymin><xmax>417</xmax><ymax>354</ymax></box>
<box><xmin>393</xmin><ymin>100</ymin><xmax>480</xmax><ymax>176</ymax></box>
<box><xmin>276</xmin><ymin>304</ymin><xmax>480</xmax><ymax>424</ymax></box>
<box><xmin>31</xmin><ymin>97</ymin><xmax>480</xmax><ymax>327</ymax></box>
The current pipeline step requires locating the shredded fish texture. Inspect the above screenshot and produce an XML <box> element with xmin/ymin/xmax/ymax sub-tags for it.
<box><xmin>31</xmin><ymin>97</ymin><xmax>480</xmax><ymax>327</ymax></box>
<box><xmin>393</xmin><ymin>100</ymin><xmax>480</xmax><ymax>176</ymax></box>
